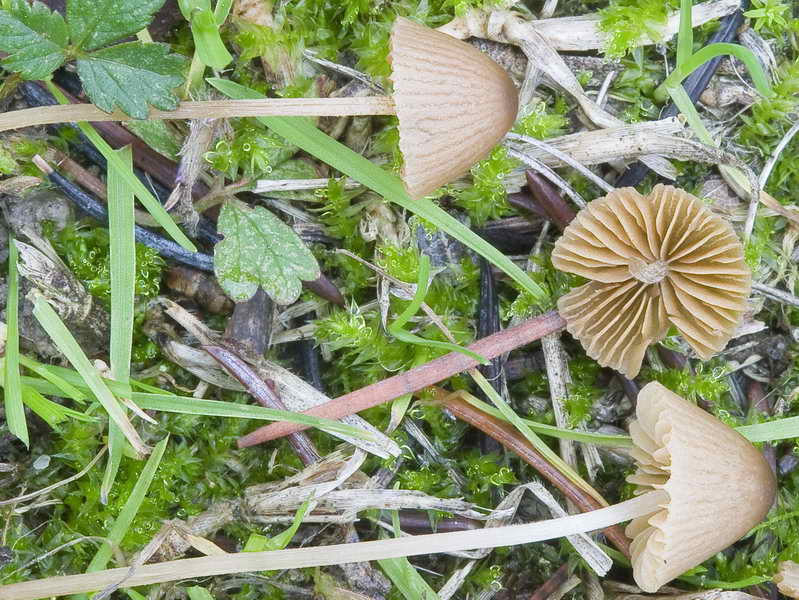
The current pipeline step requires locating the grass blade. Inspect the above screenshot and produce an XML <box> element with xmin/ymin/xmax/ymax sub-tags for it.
<box><xmin>109</xmin><ymin>145</ymin><xmax>136</xmax><ymax>385</ymax></box>
<box><xmin>207</xmin><ymin>78</ymin><xmax>547</xmax><ymax>301</ymax></box>
<box><xmin>377</xmin><ymin>511</ymin><xmax>441</xmax><ymax>600</ymax></box>
<box><xmin>676</xmin><ymin>0</ymin><xmax>693</xmax><ymax>67</ymax></box>
<box><xmin>4</xmin><ymin>236</ymin><xmax>28</xmax><ymax>445</ymax></box>
<box><xmin>86</xmin><ymin>437</ymin><xmax>169</xmax><ymax>573</ymax></box>
<box><xmin>31</xmin><ymin>294</ymin><xmax>150</xmax><ymax>457</ymax></box>
<box><xmin>19</xmin><ymin>355</ymin><xmax>87</xmax><ymax>403</ymax></box>
<box><xmin>102</xmin><ymin>145</ymin><xmax>137</xmax><ymax>502</ymax></box>
<box><xmin>45</xmin><ymin>82</ymin><xmax>196</xmax><ymax>252</ymax></box>
<box><xmin>132</xmin><ymin>393</ymin><xmax>373</xmax><ymax>439</ymax></box>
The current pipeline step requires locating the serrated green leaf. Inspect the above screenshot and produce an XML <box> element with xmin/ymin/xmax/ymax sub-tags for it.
<box><xmin>77</xmin><ymin>42</ymin><xmax>185</xmax><ymax>119</ymax></box>
<box><xmin>67</xmin><ymin>0</ymin><xmax>165</xmax><ymax>51</ymax></box>
<box><xmin>0</xmin><ymin>0</ymin><xmax>67</xmax><ymax>79</ymax></box>
<box><xmin>214</xmin><ymin>201</ymin><xmax>320</xmax><ymax>305</ymax></box>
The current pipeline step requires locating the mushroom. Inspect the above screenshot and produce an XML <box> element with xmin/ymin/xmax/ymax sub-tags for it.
<box><xmin>551</xmin><ymin>184</ymin><xmax>751</xmax><ymax>378</ymax></box>
<box><xmin>0</xmin><ymin>18</ymin><xmax>518</xmax><ymax>200</ymax></box>
<box><xmin>775</xmin><ymin>561</ymin><xmax>799</xmax><ymax>598</ymax></box>
<box><xmin>0</xmin><ymin>382</ymin><xmax>775</xmax><ymax>600</ymax></box>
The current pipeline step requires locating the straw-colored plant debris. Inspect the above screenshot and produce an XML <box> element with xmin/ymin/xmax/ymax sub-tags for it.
<box><xmin>552</xmin><ymin>185</ymin><xmax>751</xmax><ymax>377</ymax></box>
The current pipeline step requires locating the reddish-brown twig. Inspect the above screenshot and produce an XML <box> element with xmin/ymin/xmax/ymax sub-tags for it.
<box><xmin>237</xmin><ymin>311</ymin><xmax>567</xmax><ymax>447</ymax></box>
<box><xmin>438</xmin><ymin>392</ymin><xmax>631</xmax><ymax>557</ymax></box>
<box><xmin>528</xmin><ymin>563</ymin><xmax>571</xmax><ymax>600</ymax></box>
<box><xmin>204</xmin><ymin>345</ymin><xmax>320</xmax><ymax>466</ymax></box>
<box><xmin>526</xmin><ymin>171</ymin><xmax>576</xmax><ymax>231</ymax></box>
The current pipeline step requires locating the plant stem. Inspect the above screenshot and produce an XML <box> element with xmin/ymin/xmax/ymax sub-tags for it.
<box><xmin>0</xmin><ymin>492</ymin><xmax>666</xmax><ymax>600</ymax></box>
<box><xmin>0</xmin><ymin>97</ymin><xmax>397</xmax><ymax>133</ymax></box>
<box><xmin>237</xmin><ymin>311</ymin><xmax>567</xmax><ymax>447</ymax></box>
<box><xmin>437</xmin><ymin>391</ymin><xmax>632</xmax><ymax>557</ymax></box>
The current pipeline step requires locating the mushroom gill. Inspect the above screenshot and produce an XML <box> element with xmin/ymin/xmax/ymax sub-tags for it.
<box><xmin>626</xmin><ymin>382</ymin><xmax>776</xmax><ymax>592</ymax></box>
<box><xmin>551</xmin><ymin>184</ymin><xmax>751</xmax><ymax>378</ymax></box>
<box><xmin>775</xmin><ymin>561</ymin><xmax>799</xmax><ymax>598</ymax></box>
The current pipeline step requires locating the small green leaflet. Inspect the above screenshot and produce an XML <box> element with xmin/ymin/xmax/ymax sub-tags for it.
<box><xmin>0</xmin><ymin>0</ymin><xmax>68</xmax><ymax>79</ymax></box>
<box><xmin>77</xmin><ymin>42</ymin><xmax>184</xmax><ymax>118</ymax></box>
<box><xmin>214</xmin><ymin>201</ymin><xmax>321</xmax><ymax>305</ymax></box>
<box><xmin>67</xmin><ymin>0</ymin><xmax>165</xmax><ymax>51</ymax></box>
<box><xmin>0</xmin><ymin>0</ymin><xmax>185</xmax><ymax>119</ymax></box>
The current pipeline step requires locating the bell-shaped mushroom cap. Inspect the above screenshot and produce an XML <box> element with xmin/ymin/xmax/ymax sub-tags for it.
<box><xmin>775</xmin><ymin>561</ymin><xmax>799</xmax><ymax>598</ymax></box>
<box><xmin>625</xmin><ymin>382</ymin><xmax>776</xmax><ymax>593</ymax></box>
<box><xmin>389</xmin><ymin>17</ymin><xmax>519</xmax><ymax>199</ymax></box>
<box><xmin>552</xmin><ymin>184</ymin><xmax>751</xmax><ymax>378</ymax></box>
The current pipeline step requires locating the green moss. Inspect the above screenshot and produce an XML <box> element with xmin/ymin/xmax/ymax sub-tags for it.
<box><xmin>598</xmin><ymin>0</ymin><xmax>679</xmax><ymax>58</ymax></box>
<box><xmin>451</xmin><ymin>147</ymin><xmax>515</xmax><ymax>226</ymax></box>
<box><xmin>204</xmin><ymin>120</ymin><xmax>295</xmax><ymax>180</ymax></box>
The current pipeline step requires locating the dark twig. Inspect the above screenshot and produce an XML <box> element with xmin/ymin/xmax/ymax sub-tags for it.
<box><xmin>34</xmin><ymin>155</ymin><xmax>215</xmax><ymax>271</ymax></box>
<box><xmin>526</xmin><ymin>171</ymin><xmax>576</xmax><ymax>231</ymax></box>
<box><xmin>439</xmin><ymin>392</ymin><xmax>631</xmax><ymax>557</ymax></box>
<box><xmin>477</xmin><ymin>257</ymin><xmax>504</xmax><ymax>455</ymax></box>
<box><xmin>614</xmin><ymin>4</ymin><xmax>750</xmax><ymax>187</ymax></box>
<box><xmin>33</xmin><ymin>156</ymin><xmax>346</xmax><ymax>305</ymax></box>
<box><xmin>528</xmin><ymin>563</ymin><xmax>571</xmax><ymax>600</ymax></box>
<box><xmin>397</xmin><ymin>511</ymin><xmax>482</xmax><ymax>534</ymax></box>
<box><xmin>237</xmin><ymin>311</ymin><xmax>567</xmax><ymax>447</ymax></box>
<box><xmin>204</xmin><ymin>345</ymin><xmax>320</xmax><ymax>466</ymax></box>
<box><xmin>224</xmin><ymin>288</ymin><xmax>274</xmax><ymax>358</ymax></box>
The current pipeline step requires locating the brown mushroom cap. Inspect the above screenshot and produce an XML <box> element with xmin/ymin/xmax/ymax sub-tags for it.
<box><xmin>775</xmin><ymin>561</ymin><xmax>799</xmax><ymax>598</ymax></box>
<box><xmin>551</xmin><ymin>184</ymin><xmax>751</xmax><ymax>378</ymax></box>
<box><xmin>626</xmin><ymin>382</ymin><xmax>776</xmax><ymax>593</ymax></box>
<box><xmin>389</xmin><ymin>17</ymin><xmax>519</xmax><ymax>200</ymax></box>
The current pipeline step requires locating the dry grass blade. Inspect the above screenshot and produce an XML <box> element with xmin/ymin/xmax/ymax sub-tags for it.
<box><xmin>552</xmin><ymin>185</ymin><xmax>750</xmax><ymax>377</ymax></box>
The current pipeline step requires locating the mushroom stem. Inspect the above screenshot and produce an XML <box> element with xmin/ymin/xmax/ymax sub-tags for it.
<box><xmin>0</xmin><ymin>491</ymin><xmax>668</xmax><ymax>600</ymax></box>
<box><xmin>0</xmin><ymin>96</ymin><xmax>397</xmax><ymax>134</ymax></box>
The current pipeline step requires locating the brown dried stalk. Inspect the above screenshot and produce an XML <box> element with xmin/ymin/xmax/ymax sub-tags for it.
<box><xmin>552</xmin><ymin>185</ymin><xmax>751</xmax><ymax>378</ymax></box>
<box><xmin>204</xmin><ymin>345</ymin><xmax>320</xmax><ymax>466</ymax></box>
<box><xmin>237</xmin><ymin>311</ymin><xmax>566</xmax><ymax>447</ymax></box>
<box><xmin>437</xmin><ymin>391</ymin><xmax>631</xmax><ymax>557</ymax></box>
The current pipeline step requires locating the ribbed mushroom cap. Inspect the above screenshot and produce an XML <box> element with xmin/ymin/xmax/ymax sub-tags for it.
<box><xmin>775</xmin><ymin>561</ymin><xmax>799</xmax><ymax>598</ymax></box>
<box><xmin>551</xmin><ymin>184</ymin><xmax>751</xmax><ymax>378</ymax></box>
<box><xmin>626</xmin><ymin>382</ymin><xmax>775</xmax><ymax>593</ymax></box>
<box><xmin>389</xmin><ymin>17</ymin><xmax>519</xmax><ymax>199</ymax></box>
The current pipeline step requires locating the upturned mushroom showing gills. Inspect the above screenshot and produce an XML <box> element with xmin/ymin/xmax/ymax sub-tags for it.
<box><xmin>775</xmin><ymin>561</ymin><xmax>799</xmax><ymax>598</ymax></box>
<box><xmin>0</xmin><ymin>382</ymin><xmax>775</xmax><ymax>600</ymax></box>
<box><xmin>0</xmin><ymin>18</ymin><xmax>518</xmax><ymax>200</ymax></box>
<box><xmin>551</xmin><ymin>184</ymin><xmax>751</xmax><ymax>378</ymax></box>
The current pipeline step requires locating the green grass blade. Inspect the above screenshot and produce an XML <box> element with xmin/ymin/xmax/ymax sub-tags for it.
<box><xmin>21</xmin><ymin>385</ymin><xmax>93</xmax><ymax>425</ymax></box>
<box><xmin>109</xmin><ymin>145</ymin><xmax>136</xmax><ymax>385</ymax></box>
<box><xmin>207</xmin><ymin>78</ymin><xmax>547</xmax><ymax>301</ymax></box>
<box><xmin>131</xmin><ymin>392</ymin><xmax>374</xmax><ymax>439</ymax></box>
<box><xmin>103</xmin><ymin>145</ymin><xmax>137</xmax><ymax>502</ymax></box>
<box><xmin>676</xmin><ymin>0</ymin><xmax>694</xmax><ymax>67</ymax></box>
<box><xmin>45</xmin><ymin>82</ymin><xmax>196</xmax><ymax>252</ymax></box>
<box><xmin>32</xmin><ymin>294</ymin><xmax>150</xmax><ymax>457</ymax></box>
<box><xmin>377</xmin><ymin>511</ymin><xmax>441</xmax><ymax>600</ymax></box>
<box><xmin>186</xmin><ymin>587</ymin><xmax>215</xmax><ymax>600</ymax></box>
<box><xmin>460</xmin><ymin>394</ymin><xmax>635</xmax><ymax>447</ymax></box>
<box><xmin>736</xmin><ymin>417</ymin><xmax>799</xmax><ymax>443</ymax></box>
<box><xmin>4</xmin><ymin>236</ymin><xmax>28</xmax><ymax>446</ymax></box>
<box><xmin>87</xmin><ymin>437</ymin><xmax>169</xmax><ymax>573</ymax></box>
<box><xmin>664</xmin><ymin>43</ymin><xmax>773</xmax><ymax>96</ymax></box>
<box><xmin>19</xmin><ymin>355</ymin><xmax>87</xmax><ymax>403</ymax></box>
<box><xmin>469</xmin><ymin>370</ymin><xmax>606</xmax><ymax>504</ymax></box>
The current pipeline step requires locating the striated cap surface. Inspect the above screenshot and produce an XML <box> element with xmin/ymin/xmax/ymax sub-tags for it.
<box><xmin>626</xmin><ymin>382</ymin><xmax>776</xmax><ymax>592</ymax></box>
<box><xmin>552</xmin><ymin>184</ymin><xmax>751</xmax><ymax>378</ymax></box>
<box><xmin>775</xmin><ymin>561</ymin><xmax>799</xmax><ymax>598</ymax></box>
<box><xmin>389</xmin><ymin>17</ymin><xmax>518</xmax><ymax>199</ymax></box>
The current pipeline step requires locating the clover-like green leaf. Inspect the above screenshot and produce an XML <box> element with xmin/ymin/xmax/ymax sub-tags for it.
<box><xmin>67</xmin><ymin>0</ymin><xmax>165</xmax><ymax>51</ymax></box>
<box><xmin>214</xmin><ymin>201</ymin><xmax>321</xmax><ymax>305</ymax></box>
<box><xmin>77</xmin><ymin>42</ymin><xmax>185</xmax><ymax>119</ymax></box>
<box><xmin>0</xmin><ymin>0</ymin><xmax>67</xmax><ymax>80</ymax></box>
